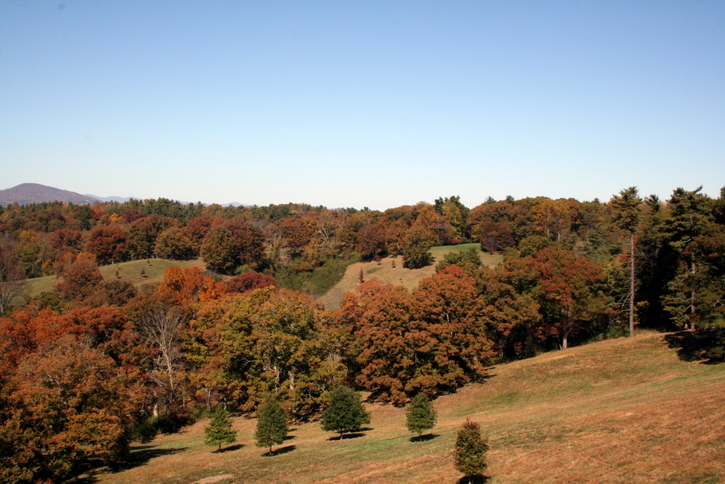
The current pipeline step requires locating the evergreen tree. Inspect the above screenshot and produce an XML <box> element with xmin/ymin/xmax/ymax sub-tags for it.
<box><xmin>454</xmin><ymin>419</ymin><xmax>488</xmax><ymax>483</ymax></box>
<box><xmin>321</xmin><ymin>387</ymin><xmax>370</xmax><ymax>439</ymax></box>
<box><xmin>405</xmin><ymin>394</ymin><xmax>437</xmax><ymax>440</ymax></box>
<box><xmin>254</xmin><ymin>395</ymin><xmax>288</xmax><ymax>454</ymax></box>
<box><xmin>611</xmin><ymin>186</ymin><xmax>643</xmax><ymax>337</ymax></box>
<box><xmin>204</xmin><ymin>408</ymin><xmax>237</xmax><ymax>452</ymax></box>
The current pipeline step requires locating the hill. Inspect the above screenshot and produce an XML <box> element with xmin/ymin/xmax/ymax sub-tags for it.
<box><xmin>319</xmin><ymin>243</ymin><xmax>503</xmax><ymax>309</ymax></box>
<box><xmin>23</xmin><ymin>258</ymin><xmax>206</xmax><ymax>297</ymax></box>
<box><xmin>0</xmin><ymin>183</ymin><xmax>99</xmax><ymax>205</ymax></box>
<box><xmin>92</xmin><ymin>331</ymin><xmax>725</xmax><ymax>484</ymax></box>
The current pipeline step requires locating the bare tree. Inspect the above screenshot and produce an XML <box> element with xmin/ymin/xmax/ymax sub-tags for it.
<box><xmin>139</xmin><ymin>306</ymin><xmax>187</xmax><ymax>413</ymax></box>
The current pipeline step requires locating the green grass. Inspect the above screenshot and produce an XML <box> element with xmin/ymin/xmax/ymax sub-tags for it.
<box><xmin>91</xmin><ymin>331</ymin><xmax>725</xmax><ymax>484</ymax></box>
<box><xmin>275</xmin><ymin>253</ymin><xmax>360</xmax><ymax>296</ymax></box>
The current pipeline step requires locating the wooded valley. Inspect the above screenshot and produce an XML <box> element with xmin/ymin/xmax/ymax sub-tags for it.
<box><xmin>1</xmin><ymin>186</ymin><xmax>724</xmax><ymax>483</ymax></box>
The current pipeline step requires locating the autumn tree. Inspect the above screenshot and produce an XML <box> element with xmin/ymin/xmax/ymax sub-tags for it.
<box><xmin>224</xmin><ymin>217</ymin><xmax>266</xmax><ymax>268</ymax></box>
<box><xmin>0</xmin><ymin>238</ymin><xmax>26</xmax><ymax>314</ymax></box>
<box><xmin>385</xmin><ymin>218</ymin><xmax>409</xmax><ymax>256</ymax></box>
<box><xmin>55</xmin><ymin>253</ymin><xmax>104</xmax><ymax>302</ymax></box>
<box><xmin>339</xmin><ymin>268</ymin><xmax>494</xmax><ymax>404</ymax></box>
<box><xmin>475</xmin><ymin>261</ymin><xmax>541</xmax><ymax>359</ymax></box>
<box><xmin>279</xmin><ymin>216</ymin><xmax>318</xmax><ymax>258</ymax></box>
<box><xmin>529</xmin><ymin>246</ymin><xmax>610</xmax><ymax>349</ymax></box>
<box><xmin>201</xmin><ymin>225</ymin><xmax>237</xmax><ymax>274</ymax></box>
<box><xmin>255</xmin><ymin>394</ymin><xmax>288</xmax><ymax>454</ymax></box>
<box><xmin>185</xmin><ymin>214</ymin><xmax>218</xmax><ymax>253</ymax></box>
<box><xmin>49</xmin><ymin>227</ymin><xmax>83</xmax><ymax>257</ymax></box>
<box><xmin>409</xmin><ymin>266</ymin><xmax>495</xmax><ymax>394</ymax></box>
<box><xmin>406</xmin><ymin>393</ymin><xmax>437</xmax><ymax>440</ymax></box>
<box><xmin>339</xmin><ymin>279</ymin><xmax>414</xmax><ymax>402</ymax></box>
<box><xmin>0</xmin><ymin>337</ymin><xmax>134</xmax><ymax>483</ymax></box>
<box><xmin>435</xmin><ymin>195</ymin><xmax>469</xmax><ymax>240</ymax></box>
<box><xmin>454</xmin><ymin>419</ymin><xmax>489</xmax><ymax>483</ymax></box>
<box><xmin>401</xmin><ymin>226</ymin><xmax>436</xmax><ymax>269</ymax></box>
<box><xmin>85</xmin><ymin>225</ymin><xmax>128</xmax><ymax>265</ymax></box>
<box><xmin>356</xmin><ymin>222</ymin><xmax>387</xmax><ymax>260</ymax></box>
<box><xmin>467</xmin><ymin>199</ymin><xmax>531</xmax><ymax>249</ymax></box>
<box><xmin>13</xmin><ymin>229</ymin><xmax>55</xmax><ymax>277</ymax></box>
<box><xmin>200</xmin><ymin>219</ymin><xmax>266</xmax><ymax>274</ymax></box>
<box><xmin>227</xmin><ymin>272</ymin><xmax>276</xmax><ymax>294</ymax></box>
<box><xmin>204</xmin><ymin>407</ymin><xmax>237</xmax><ymax>452</ymax></box>
<box><xmin>435</xmin><ymin>247</ymin><xmax>482</xmax><ymax>276</ymax></box>
<box><xmin>155</xmin><ymin>226</ymin><xmax>194</xmax><ymax>260</ymax></box>
<box><xmin>220</xmin><ymin>287</ymin><xmax>347</xmax><ymax>418</ymax></box>
<box><xmin>126</xmin><ymin>214</ymin><xmax>180</xmax><ymax>260</ymax></box>
<box><xmin>532</xmin><ymin>198</ymin><xmax>579</xmax><ymax>242</ymax></box>
<box><xmin>321</xmin><ymin>386</ymin><xmax>370</xmax><ymax>439</ymax></box>
<box><xmin>413</xmin><ymin>204</ymin><xmax>454</xmax><ymax>245</ymax></box>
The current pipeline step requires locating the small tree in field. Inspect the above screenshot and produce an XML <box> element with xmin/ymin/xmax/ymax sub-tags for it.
<box><xmin>321</xmin><ymin>387</ymin><xmax>370</xmax><ymax>439</ymax></box>
<box><xmin>454</xmin><ymin>419</ymin><xmax>488</xmax><ymax>483</ymax></box>
<box><xmin>255</xmin><ymin>395</ymin><xmax>288</xmax><ymax>455</ymax></box>
<box><xmin>204</xmin><ymin>408</ymin><xmax>237</xmax><ymax>452</ymax></box>
<box><xmin>406</xmin><ymin>394</ymin><xmax>437</xmax><ymax>440</ymax></box>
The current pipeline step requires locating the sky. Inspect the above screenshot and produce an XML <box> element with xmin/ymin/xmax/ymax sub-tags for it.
<box><xmin>1</xmin><ymin>1</ymin><xmax>723</xmax><ymax>211</ymax></box>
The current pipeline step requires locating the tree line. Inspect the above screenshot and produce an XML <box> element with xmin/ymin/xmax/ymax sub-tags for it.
<box><xmin>1</xmin><ymin>186</ymin><xmax>724</xmax><ymax>482</ymax></box>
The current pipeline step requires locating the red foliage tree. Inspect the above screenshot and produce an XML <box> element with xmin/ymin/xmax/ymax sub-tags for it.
<box><xmin>85</xmin><ymin>225</ymin><xmax>128</xmax><ymax>265</ymax></box>
<box><xmin>227</xmin><ymin>272</ymin><xmax>277</xmax><ymax>294</ymax></box>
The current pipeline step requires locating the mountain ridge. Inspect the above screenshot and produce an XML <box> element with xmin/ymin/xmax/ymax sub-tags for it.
<box><xmin>0</xmin><ymin>183</ymin><xmax>99</xmax><ymax>205</ymax></box>
<box><xmin>1</xmin><ymin>183</ymin><xmax>248</xmax><ymax>207</ymax></box>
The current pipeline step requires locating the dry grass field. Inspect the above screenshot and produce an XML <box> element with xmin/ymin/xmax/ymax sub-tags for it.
<box><xmin>90</xmin><ymin>331</ymin><xmax>725</xmax><ymax>484</ymax></box>
<box><xmin>319</xmin><ymin>244</ymin><xmax>502</xmax><ymax>309</ymax></box>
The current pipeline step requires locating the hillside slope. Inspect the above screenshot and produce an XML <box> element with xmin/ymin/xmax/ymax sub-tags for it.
<box><xmin>23</xmin><ymin>258</ymin><xmax>206</xmax><ymax>298</ymax></box>
<box><xmin>319</xmin><ymin>244</ymin><xmax>502</xmax><ymax>309</ymax></box>
<box><xmin>94</xmin><ymin>332</ymin><xmax>725</xmax><ymax>484</ymax></box>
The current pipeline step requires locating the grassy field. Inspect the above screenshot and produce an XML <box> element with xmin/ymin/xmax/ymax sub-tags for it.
<box><xmin>23</xmin><ymin>258</ymin><xmax>206</xmax><ymax>298</ymax></box>
<box><xmin>319</xmin><ymin>244</ymin><xmax>502</xmax><ymax>310</ymax></box>
<box><xmin>90</xmin><ymin>331</ymin><xmax>725</xmax><ymax>484</ymax></box>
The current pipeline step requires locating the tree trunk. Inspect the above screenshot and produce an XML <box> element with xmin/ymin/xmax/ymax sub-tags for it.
<box><xmin>690</xmin><ymin>253</ymin><xmax>697</xmax><ymax>330</ymax></box>
<box><xmin>629</xmin><ymin>232</ymin><xmax>635</xmax><ymax>337</ymax></box>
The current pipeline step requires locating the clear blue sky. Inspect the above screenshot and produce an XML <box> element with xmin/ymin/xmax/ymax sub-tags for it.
<box><xmin>1</xmin><ymin>1</ymin><xmax>723</xmax><ymax>210</ymax></box>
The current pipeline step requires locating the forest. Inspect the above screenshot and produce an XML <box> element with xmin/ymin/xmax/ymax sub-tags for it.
<box><xmin>1</xmin><ymin>186</ymin><xmax>724</xmax><ymax>483</ymax></box>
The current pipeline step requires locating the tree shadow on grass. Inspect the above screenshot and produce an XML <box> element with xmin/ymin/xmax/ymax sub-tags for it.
<box><xmin>665</xmin><ymin>329</ymin><xmax>725</xmax><ymax>364</ymax></box>
<box><xmin>327</xmin><ymin>432</ymin><xmax>366</xmax><ymax>441</ymax></box>
<box><xmin>217</xmin><ymin>444</ymin><xmax>244</xmax><ymax>453</ymax></box>
<box><xmin>283</xmin><ymin>434</ymin><xmax>296</xmax><ymax>441</ymax></box>
<box><xmin>457</xmin><ymin>475</ymin><xmax>490</xmax><ymax>484</ymax></box>
<box><xmin>110</xmin><ymin>445</ymin><xmax>189</xmax><ymax>472</ymax></box>
<box><xmin>263</xmin><ymin>445</ymin><xmax>296</xmax><ymax>457</ymax></box>
<box><xmin>410</xmin><ymin>433</ymin><xmax>440</xmax><ymax>443</ymax></box>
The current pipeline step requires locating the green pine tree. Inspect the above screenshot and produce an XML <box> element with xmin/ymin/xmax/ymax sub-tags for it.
<box><xmin>254</xmin><ymin>394</ymin><xmax>288</xmax><ymax>455</ymax></box>
<box><xmin>406</xmin><ymin>393</ymin><xmax>437</xmax><ymax>440</ymax></box>
<box><xmin>454</xmin><ymin>419</ymin><xmax>489</xmax><ymax>483</ymax></box>
<box><xmin>321</xmin><ymin>387</ymin><xmax>371</xmax><ymax>439</ymax></box>
<box><xmin>204</xmin><ymin>408</ymin><xmax>237</xmax><ymax>452</ymax></box>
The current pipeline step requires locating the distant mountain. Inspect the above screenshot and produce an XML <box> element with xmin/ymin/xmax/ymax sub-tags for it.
<box><xmin>0</xmin><ymin>183</ymin><xmax>100</xmax><ymax>206</ymax></box>
<box><xmin>85</xmin><ymin>194</ymin><xmax>133</xmax><ymax>203</ymax></box>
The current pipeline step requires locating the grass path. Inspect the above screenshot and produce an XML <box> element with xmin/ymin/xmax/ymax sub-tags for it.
<box><xmin>92</xmin><ymin>331</ymin><xmax>725</xmax><ymax>484</ymax></box>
